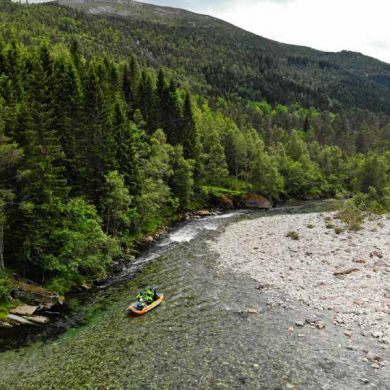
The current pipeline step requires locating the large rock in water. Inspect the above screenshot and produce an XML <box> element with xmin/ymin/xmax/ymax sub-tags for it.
<box><xmin>237</xmin><ymin>194</ymin><xmax>271</xmax><ymax>209</ymax></box>
<box><xmin>7</xmin><ymin>314</ymin><xmax>35</xmax><ymax>326</ymax></box>
<box><xmin>10</xmin><ymin>278</ymin><xmax>63</xmax><ymax>309</ymax></box>
<box><xmin>10</xmin><ymin>305</ymin><xmax>38</xmax><ymax>316</ymax></box>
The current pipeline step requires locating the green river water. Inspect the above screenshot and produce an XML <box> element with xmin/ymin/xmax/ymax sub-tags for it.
<box><xmin>0</xmin><ymin>203</ymin><xmax>388</xmax><ymax>389</ymax></box>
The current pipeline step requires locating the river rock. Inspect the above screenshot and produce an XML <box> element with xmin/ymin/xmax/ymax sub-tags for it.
<box><xmin>370</xmin><ymin>250</ymin><xmax>383</xmax><ymax>259</ymax></box>
<box><xmin>7</xmin><ymin>314</ymin><xmax>35</xmax><ymax>325</ymax></box>
<box><xmin>197</xmin><ymin>210</ymin><xmax>213</xmax><ymax>217</ymax></box>
<box><xmin>247</xmin><ymin>308</ymin><xmax>257</xmax><ymax>314</ymax></box>
<box><xmin>373</xmin><ymin>260</ymin><xmax>389</xmax><ymax>272</ymax></box>
<box><xmin>367</xmin><ymin>351</ymin><xmax>383</xmax><ymax>362</ymax></box>
<box><xmin>334</xmin><ymin>267</ymin><xmax>360</xmax><ymax>276</ymax></box>
<box><xmin>10</xmin><ymin>304</ymin><xmax>38</xmax><ymax>316</ymax></box>
<box><xmin>216</xmin><ymin>195</ymin><xmax>234</xmax><ymax>209</ymax></box>
<box><xmin>23</xmin><ymin>315</ymin><xmax>49</xmax><ymax>324</ymax></box>
<box><xmin>295</xmin><ymin>321</ymin><xmax>305</xmax><ymax>327</ymax></box>
<box><xmin>237</xmin><ymin>194</ymin><xmax>271</xmax><ymax>209</ymax></box>
<box><xmin>353</xmin><ymin>258</ymin><xmax>367</xmax><ymax>264</ymax></box>
<box><xmin>0</xmin><ymin>321</ymin><xmax>13</xmax><ymax>329</ymax></box>
<box><xmin>10</xmin><ymin>280</ymin><xmax>62</xmax><ymax>309</ymax></box>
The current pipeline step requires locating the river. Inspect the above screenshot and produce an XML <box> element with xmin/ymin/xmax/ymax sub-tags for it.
<box><xmin>0</xmin><ymin>203</ymin><xmax>387</xmax><ymax>389</ymax></box>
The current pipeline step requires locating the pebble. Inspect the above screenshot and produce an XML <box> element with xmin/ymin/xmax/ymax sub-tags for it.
<box><xmin>367</xmin><ymin>351</ymin><xmax>383</xmax><ymax>362</ymax></box>
<box><xmin>212</xmin><ymin>211</ymin><xmax>390</xmax><ymax>351</ymax></box>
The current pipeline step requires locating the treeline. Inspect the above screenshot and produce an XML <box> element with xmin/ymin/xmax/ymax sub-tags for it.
<box><xmin>0</xmin><ymin>39</ymin><xmax>390</xmax><ymax>296</ymax></box>
<box><xmin>1</xmin><ymin>0</ymin><xmax>390</xmax><ymax>116</ymax></box>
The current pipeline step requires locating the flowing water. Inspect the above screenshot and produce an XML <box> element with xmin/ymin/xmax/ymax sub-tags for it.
<box><xmin>0</xmin><ymin>203</ymin><xmax>387</xmax><ymax>389</ymax></box>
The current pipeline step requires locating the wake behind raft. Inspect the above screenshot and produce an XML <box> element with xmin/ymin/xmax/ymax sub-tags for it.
<box><xmin>128</xmin><ymin>288</ymin><xmax>164</xmax><ymax>316</ymax></box>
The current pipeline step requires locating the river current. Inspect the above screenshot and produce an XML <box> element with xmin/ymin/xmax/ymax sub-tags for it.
<box><xmin>0</xmin><ymin>203</ymin><xmax>387</xmax><ymax>389</ymax></box>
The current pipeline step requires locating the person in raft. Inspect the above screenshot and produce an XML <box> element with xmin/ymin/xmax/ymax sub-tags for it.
<box><xmin>136</xmin><ymin>288</ymin><xmax>159</xmax><ymax>309</ymax></box>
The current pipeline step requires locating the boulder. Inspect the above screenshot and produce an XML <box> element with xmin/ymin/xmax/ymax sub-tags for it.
<box><xmin>217</xmin><ymin>195</ymin><xmax>234</xmax><ymax>209</ymax></box>
<box><xmin>10</xmin><ymin>304</ymin><xmax>38</xmax><ymax>316</ymax></box>
<box><xmin>237</xmin><ymin>194</ymin><xmax>271</xmax><ymax>209</ymax></box>
<box><xmin>370</xmin><ymin>250</ymin><xmax>384</xmax><ymax>259</ymax></box>
<box><xmin>10</xmin><ymin>278</ymin><xmax>63</xmax><ymax>309</ymax></box>
<box><xmin>367</xmin><ymin>351</ymin><xmax>383</xmax><ymax>362</ymax></box>
<box><xmin>23</xmin><ymin>315</ymin><xmax>49</xmax><ymax>324</ymax></box>
<box><xmin>197</xmin><ymin>209</ymin><xmax>213</xmax><ymax>217</ymax></box>
<box><xmin>7</xmin><ymin>314</ymin><xmax>35</xmax><ymax>325</ymax></box>
<box><xmin>334</xmin><ymin>267</ymin><xmax>360</xmax><ymax>276</ymax></box>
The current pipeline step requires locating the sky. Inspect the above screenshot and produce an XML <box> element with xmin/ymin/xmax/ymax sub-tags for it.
<box><xmin>18</xmin><ymin>0</ymin><xmax>390</xmax><ymax>63</ymax></box>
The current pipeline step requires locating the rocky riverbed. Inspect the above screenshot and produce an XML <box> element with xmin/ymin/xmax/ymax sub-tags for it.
<box><xmin>211</xmin><ymin>211</ymin><xmax>390</xmax><ymax>371</ymax></box>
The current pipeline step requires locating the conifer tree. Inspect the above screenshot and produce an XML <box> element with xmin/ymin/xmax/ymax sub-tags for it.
<box><xmin>170</xmin><ymin>145</ymin><xmax>194</xmax><ymax>210</ymax></box>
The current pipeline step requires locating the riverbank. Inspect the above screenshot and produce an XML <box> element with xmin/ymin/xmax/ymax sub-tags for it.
<box><xmin>211</xmin><ymin>210</ymin><xmax>390</xmax><ymax>369</ymax></box>
<box><xmin>2</xmin><ymin>204</ymin><xmax>390</xmax><ymax>389</ymax></box>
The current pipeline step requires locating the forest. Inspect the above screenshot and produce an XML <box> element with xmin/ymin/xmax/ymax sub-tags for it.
<box><xmin>0</xmin><ymin>0</ymin><xmax>390</xmax><ymax>304</ymax></box>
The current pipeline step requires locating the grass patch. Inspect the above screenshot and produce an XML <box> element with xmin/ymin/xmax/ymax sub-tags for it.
<box><xmin>0</xmin><ymin>301</ymin><xmax>15</xmax><ymax>321</ymax></box>
<box><xmin>334</xmin><ymin>227</ymin><xmax>345</xmax><ymax>235</ymax></box>
<box><xmin>286</xmin><ymin>231</ymin><xmax>300</xmax><ymax>240</ymax></box>
<box><xmin>337</xmin><ymin>201</ymin><xmax>366</xmax><ymax>231</ymax></box>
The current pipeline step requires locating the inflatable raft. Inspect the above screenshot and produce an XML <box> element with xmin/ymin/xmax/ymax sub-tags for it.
<box><xmin>128</xmin><ymin>294</ymin><xmax>164</xmax><ymax>316</ymax></box>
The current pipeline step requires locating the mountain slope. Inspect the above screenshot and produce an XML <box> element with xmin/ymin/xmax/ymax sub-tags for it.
<box><xmin>55</xmin><ymin>0</ymin><xmax>390</xmax><ymax>113</ymax></box>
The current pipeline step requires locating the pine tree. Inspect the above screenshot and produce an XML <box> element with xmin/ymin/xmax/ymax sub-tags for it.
<box><xmin>181</xmin><ymin>93</ymin><xmax>199</xmax><ymax>159</ymax></box>
<box><xmin>136</xmin><ymin>70</ymin><xmax>156</xmax><ymax>134</ymax></box>
<box><xmin>0</xmin><ymin>102</ymin><xmax>23</xmax><ymax>270</ymax></box>
<box><xmin>52</xmin><ymin>55</ymin><xmax>82</xmax><ymax>186</ymax></box>
<box><xmin>170</xmin><ymin>145</ymin><xmax>194</xmax><ymax>210</ymax></box>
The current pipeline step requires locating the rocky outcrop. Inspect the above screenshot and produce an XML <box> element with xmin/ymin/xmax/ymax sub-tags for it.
<box><xmin>217</xmin><ymin>195</ymin><xmax>234</xmax><ymax>209</ymax></box>
<box><xmin>23</xmin><ymin>315</ymin><xmax>49</xmax><ymax>325</ymax></box>
<box><xmin>7</xmin><ymin>314</ymin><xmax>35</xmax><ymax>326</ymax></box>
<box><xmin>10</xmin><ymin>279</ymin><xmax>63</xmax><ymax>309</ymax></box>
<box><xmin>236</xmin><ymin>193</ymin><xmax>272</xmax><ymax>209</ymax></box>
<box><xmin>10</xmin><ymin>305</ymin><xmax>38</xmax><ymax>316</ymax></box>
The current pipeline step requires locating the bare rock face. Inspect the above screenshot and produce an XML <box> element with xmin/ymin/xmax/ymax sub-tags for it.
<box><xmin>217</xmin><ymin>195</ymin><xmax>234</xmax><ymax>209</ymax></box>
<box><xmin>10</xmin><ymin>279</ymin><xmax>63</xmax><ymax>309</ymax></box>
<box><xmin>7</xmin><ymin>314</ymin><xmax>35</xmax><ymax>326</ymax></box>
<box><xmin>23</xmin><ymin>315</ymin><xmax>49</xmax><ymax>325</ymax></box>
<box><xmin>10</xmin><ymin>305</ymin><xmax>38</xmax><ymax>317</ymax></box>
<box><xmin>237</xmin><ymin>194</ymin><xmax>272</xmax><ymax>209</ymax></box>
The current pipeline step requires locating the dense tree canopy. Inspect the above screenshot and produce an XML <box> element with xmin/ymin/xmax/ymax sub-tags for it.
<box><xmin>0</xmin><ymin>0</ymin><xmax>389</xmax><ymax>296</ymax></box>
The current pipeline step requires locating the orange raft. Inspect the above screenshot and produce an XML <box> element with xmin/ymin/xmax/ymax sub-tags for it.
<box><xmin>128</xmin><ymin>294</ymin><xmax>164</xmax><ymax>316</ymax></box>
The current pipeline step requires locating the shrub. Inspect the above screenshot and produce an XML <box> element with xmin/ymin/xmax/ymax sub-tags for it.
<box><xmin>286</xmin><ymin>231</ymin><xmax>299</xmax><ymax>240</ymax></box>
<box><xmin>334</xmin><ymin>227</ymin><xmax>345</xmax><ymax>235</ymax></box>
<box><xmin>337</xmin><ymin>201</ymin><xmax>366</xmax><ymax>231</ymax></box>
<box><xmin>0</xmin><ymin>272</ymin><xmax>11</xmax><ymax>302</ymax></box>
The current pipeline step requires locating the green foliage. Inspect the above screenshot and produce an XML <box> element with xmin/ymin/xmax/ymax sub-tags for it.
<box><xmin>170</xmin><ymin>146</ymin><xmax>194</xmax><ymax>210</ymax></box>
<box><xmin>136</xmin><ymin>129</ymin><xmax>174</xmax><ymax>226</ymax></box>
<box><xmin>286</xmin><ymin>231</ymin><xmax>300</xmax><ymax>240</ymax></box>
<box><xmin>42</xmin><ymin>198</ymin><xmax>120</xmax><ymax>285</ymax></box>
<box><xmin>0</xmin><ymin>1</ymin><xmax>389</xmax><ymax>297</ymax></box>
<box><xmin>0</xmin><ymin>272</ymin><xmax>11</xmax><ymax>303</ymax></box>
<box><xmin>102</xmin><ymin>171</ymin><xmax>134</xmax><ymax>237</ymax></box>
<box><xmin>337</xmin><ymin>201</ymin><xmax>366</xmax><ymax>231</ymax></box>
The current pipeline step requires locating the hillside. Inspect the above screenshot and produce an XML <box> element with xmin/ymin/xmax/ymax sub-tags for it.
<box><xmin>0</xmin><ymin>0</ymin><xmax>389</xmax><ymax>307</ymax></box>
<box><xmin>55</xmin><ymin>0</ymin><xmax>390</xmax><ymax>113</ymax></box>
<box><xmin>1</xmin><ymin>0</ymin><xmax>389</xmax><ymax>113</ymax></box>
